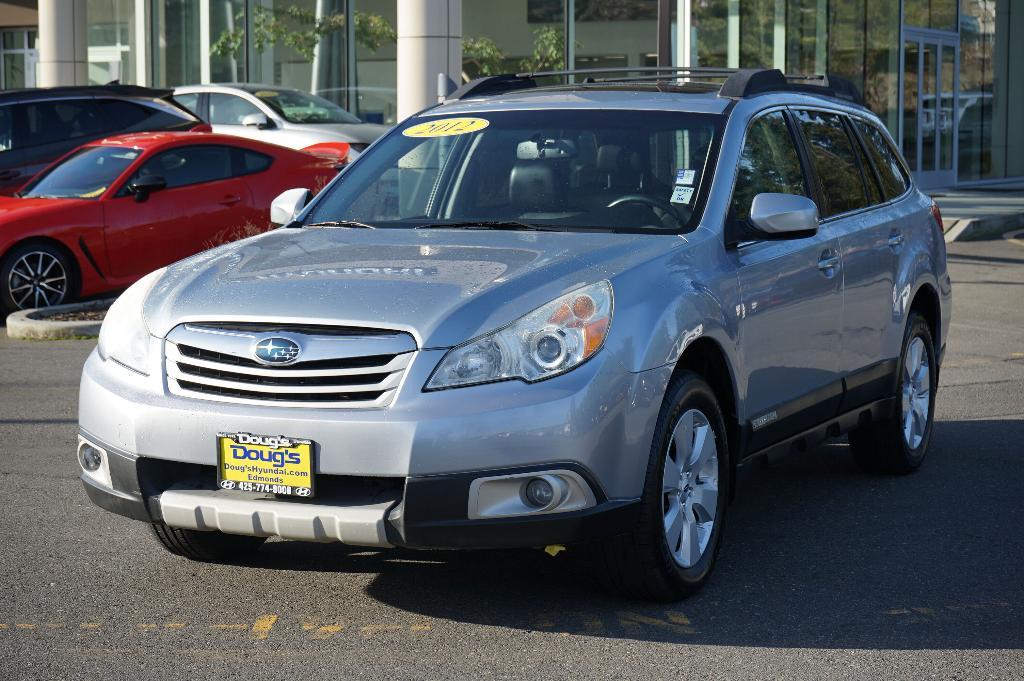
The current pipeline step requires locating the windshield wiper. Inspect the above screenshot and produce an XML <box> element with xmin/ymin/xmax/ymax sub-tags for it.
<box><xmin>414</xmin><ymin>220</ymin><xmax>558</xmax><ymax>232</ymax></box>
<box><xmin>303</xmin><ymin>220</ymin><xmax>377</xmax><ymax>229</ymax></box>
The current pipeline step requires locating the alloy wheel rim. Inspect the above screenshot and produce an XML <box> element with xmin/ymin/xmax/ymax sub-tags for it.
<box><xmin>7</xmin><ymin>251</ymin><xmax>68</xmax><ymax>310</ymax></box>
<box><xmin>662</xmin><ymin>408</ymin><xmax>719</xmax><ymax>568</ymax></box>
<box><xmin>901</xmin><ymin>336</ymin><xmax>931</xmax><ymax>450</ymax></box>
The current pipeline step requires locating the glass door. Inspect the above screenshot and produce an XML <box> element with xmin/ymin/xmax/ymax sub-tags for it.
<box><xmin>902</xmin><ymin>30</ymin><xmax>958</xmax><ymax>188</ymax></box>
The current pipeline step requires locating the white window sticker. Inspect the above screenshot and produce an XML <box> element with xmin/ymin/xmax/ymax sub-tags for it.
<box><xmin>671</xmin><ymin>185</ymin><xmax>695</xmax><ymax>204</ymax></box>
<box><xmin>675</xmin><ymin>169</ymin><xmax>696</xmax><ymax>185</ymax></box>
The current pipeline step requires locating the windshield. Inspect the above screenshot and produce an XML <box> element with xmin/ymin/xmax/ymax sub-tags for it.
<box><xmin>305</xmin><ymin>109</ymin><xmax>722</xmax><ymax>232</ymax></box>
<box><xmin>252</xmin><ymin>89</ymin><xmax>363</xmax><ymax>125</ymax></box>
<box><xmin>21</xmin><ymin>146</ymin><xmax>141</xmax><ymax>199</ymax></box>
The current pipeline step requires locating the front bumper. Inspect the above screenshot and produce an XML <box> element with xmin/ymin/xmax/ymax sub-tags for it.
<box><xmin>78</xmin><ymin>346</ymin><xmax>666</xmax><ymax>549</ymax></box>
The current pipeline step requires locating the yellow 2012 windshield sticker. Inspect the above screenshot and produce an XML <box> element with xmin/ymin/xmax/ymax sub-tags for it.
<box><xmin>402</xmin><ymin>117</ymin><xmax>489</xmax><ymax>138</ymax></box>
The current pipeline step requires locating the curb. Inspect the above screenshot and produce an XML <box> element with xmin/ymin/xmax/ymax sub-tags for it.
<box><xmin>943</xmin><ymin>211</ymin><xmax>1024</xmax><ymax>243</ymax></box>
<box><xmin>5</xmin><ymin>298</ymin><xmax>114</xmax><ymax>340</ymax></box>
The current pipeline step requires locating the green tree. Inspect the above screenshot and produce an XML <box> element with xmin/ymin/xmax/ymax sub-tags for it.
<box><xmin>211</xmin><ymin>7</ymin><xmax>396</xmax><ymax>63</ymax></box>
<box><xmin>520</xmin><ymin>25</ymin><xmax>571</xmax><ymax>72</ymax></box>
<box><xmin>462</xmin><ymin>36</ymin><xmax>506</xmax><ymax>79</ymax></box>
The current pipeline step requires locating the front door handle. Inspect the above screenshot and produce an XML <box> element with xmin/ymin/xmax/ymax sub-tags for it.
<box><xmin>817</xmin><ymin>252</ymin><xmax>840</xmax><ymax>275</ymax></box>
<box><xmin>219</xmin><ymin>195</ymin><xmax>242</xmax><ymax>206</ymax></box>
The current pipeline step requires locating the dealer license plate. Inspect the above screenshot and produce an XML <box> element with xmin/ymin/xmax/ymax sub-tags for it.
<box><xmin>216</xmin><ymin>432</ymin><xmax>315</xmax><ymax>498</ymax></box>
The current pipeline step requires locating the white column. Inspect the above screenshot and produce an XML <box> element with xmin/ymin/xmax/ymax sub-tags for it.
<box><xmin>397</xmin><ymin>0</ymin><xmax>462</xmax><ymax>122</ymax></box>
<box><xmin>134</xmin><ymin>0</ymin><xmax>150</xmax><ymax>86</ymax></box>
<box><xmin>37</xmin><ymin>0</ymin><xmax>88</xmax><ymax>86</ymax></box>
<box><xmin>200</xmin><ymin>0</ymin><xmax>212</xmax><ymax>83</ymax></box>
<box><xmin>726</xmin><ymin>0</ymin><xmax>739</xmax><ymax>68</ymax></box>
<box><xmin>676</xmin><ymin>0</ymin><xmax>692</xmax><ymax>67</ymax></box>
<box><xmin>773</xmin><ymin>0</ymin><xmax>785</xmax><ymax>71</ymax></box>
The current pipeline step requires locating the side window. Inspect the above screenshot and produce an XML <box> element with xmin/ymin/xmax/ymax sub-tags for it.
<box><xmin>730</xmin><ymin>111</ymin><xmax>807</xmax><ymax>222</ymax></box>
<box><xmin>847</xmin><ymin>119</ymin><xmax>883</xmax><ymax>205</ymax></box>
<box><xmin>237</xmin><ymin>149</ymin><xmax>273</xmax><ymax>175</ymax></box>
<box><xmin>793</xmin><ymin>110</ymin><xmax>868</xmax><ymax>218</ymax></box>
<box><xmin>130</xmin><ymin>145</ymin><xmax>233</xmax><ymax>189</ymax></box>
<box><xmin>208</xmin><ymin>94</ymin><xmax>262</xmax><ymax>125</ymax></box>
<box><xmin>15</xmin><ymin>99</ymin><xmax>103</xmax><ymax>147</ymax></box>
<box><xmin>97</xmin><ymin>99</ymin><xmax>188</xmax><ymax>133</ymax></box>
<box><xmin>172</xmin><ymin>93</ymin><xmax>200</xmax><ymax>117</ymax></box>
<box><xmin>853</xmin><ymin>119</ymin><xmax>910</xmax><ymax>201</ymax></box>
<box><xmin>0</xmin><ymin>105</ymin><xmax>12</xmax><ymax>151</ymax></box>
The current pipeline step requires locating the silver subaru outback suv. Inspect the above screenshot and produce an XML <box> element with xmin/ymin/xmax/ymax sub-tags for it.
<box><xmin>79</xmin><ymin>68</ymin><xmax>952</xmax><ymax>600</ymax></box>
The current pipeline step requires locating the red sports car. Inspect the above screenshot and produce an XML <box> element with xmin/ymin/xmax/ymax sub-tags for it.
<box><xmin>0</xmin><ymin>131</ymin><xmax>340</xmax><ymax>316</ymax></box>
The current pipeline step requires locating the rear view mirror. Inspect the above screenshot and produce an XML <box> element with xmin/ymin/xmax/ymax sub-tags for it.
<box><xmin>270</xmin><ymin>188</ymin><xmax>311</xmax><ymax>226</ymax></box>
<box><xmin>748</xmin><ymin>193</ymin><xmax>819</xmax><ymax>238</ymax></box>
<box><xmin>242</xmin><ymin>112</ymin><xmax>274</xmax><ymax>129</ymax></box>
<box><xmin>516</xmin><ymin>138</ymin><xmax>578</xmax><ymax>160</ymax></box>
<box><xmin>128</xmin><ymin>175</ymin><xmax>167</xmax><ymax>202</ymax></box>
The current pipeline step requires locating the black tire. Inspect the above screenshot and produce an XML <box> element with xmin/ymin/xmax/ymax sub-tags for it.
<box><xmin>849</xmin><ymin>312</ymin><xmax>937</xmax><ymax>474</ymax></box>
<box><xmin>0</xmin><ymin>241</ymin><xmax>77</xmax><ymax>317</ymax></box>
<box><xmin>150</xmin><ymin>523</ymin><xmax>267</xmax><ymax>562</ymax></box>
<box><xmin>591</xmin><ymin>371</ymin><xmax>730</xmax><ymax>601</ymax></box>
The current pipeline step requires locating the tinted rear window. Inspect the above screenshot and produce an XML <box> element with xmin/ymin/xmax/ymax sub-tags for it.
<box><xmin>97</xmin><ymin>99</ymin><xmax>192</xmax><ymax>133</ymax></box>
<box><xmin>16</xmin><ymin>99</ymin><xmax>103</xmax><ymax>147</ymax></box>
<box><xmin>793</xmin><ymin>110</ymin><xmax>869</xmax><ymax>218</ymax></box>
<box><xmin>853</xmin><ymin>118</ymin><xmax>909</xmax><ymax>201</ymax></box>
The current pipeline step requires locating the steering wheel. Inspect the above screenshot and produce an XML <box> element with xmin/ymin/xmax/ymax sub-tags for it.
<box><xmin>606</xmin><ymin>194</ymin><xmax>685</xmax><ymax>225</ymax></box>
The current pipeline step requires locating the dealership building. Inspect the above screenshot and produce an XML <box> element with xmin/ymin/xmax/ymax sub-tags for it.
<box><xmin>0</xmin><ymin>0</ymin><xmax>1020</xmax><ymax>189</ymax></box>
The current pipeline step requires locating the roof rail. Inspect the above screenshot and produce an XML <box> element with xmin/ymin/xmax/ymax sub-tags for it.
<box><xmin>446</xmin><ymin>66</ymin><xmax>864</xmax><ymax>106</ymax></box>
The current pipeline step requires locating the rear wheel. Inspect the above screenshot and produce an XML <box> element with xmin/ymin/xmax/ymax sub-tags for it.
<box><xmin>849</xmin><ymin>312</ymin><xmax>936</xmax><ymax>474</ymax></box>
<box><xmin>592</xmin><ymin>371</ymin><xmax>729</xmax><ymax>601</ymax></box>
<box><xmin>150</xmin><ymin>523</ymin><xmax>266</xmax><ymax>562</ymax></box>
<box><xmin>1</xmin><ymin>243</ymin><xmax>75</xmax><ymax>317</ymax></box>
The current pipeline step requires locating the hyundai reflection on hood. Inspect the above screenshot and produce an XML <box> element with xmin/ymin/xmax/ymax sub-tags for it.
<box><xmin>143</xmin><ymin>227</ymin><xmax>681</xmax><ymax>347</ymax></box>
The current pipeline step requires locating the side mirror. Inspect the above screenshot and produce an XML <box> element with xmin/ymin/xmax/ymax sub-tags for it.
<box><xmin>747</xmin><ymin>193</ymin><xmax>819</xmax><ymax>239</ymax></box>
<box><xmin>128</xmin><ymin>174</ymin><xmax>167</xmax><ymax>202</ymax></box>
<box><xmin>241</xmin><ymin>112</ymin><xmax>274</xmax><ymax>129</ymax></box>
<box><xmin>270</xmin><ymin>188</ymin><xmax>311</xmax><ymax>226</ymax></box>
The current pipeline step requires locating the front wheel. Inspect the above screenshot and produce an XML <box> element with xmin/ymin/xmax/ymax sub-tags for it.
<box><xmin>849</xmin><ymin>312</ymin><xmax>937</xmax><ymax>474</ymax></box>
<box><xmin>592</xmin><ymin>371</ymin><xmax>729</xmax><ymax>601</ymax></box>
<box><xmin>1</xmin><ymin>243</ymin><xmax>75</xmax><ymax>316</ymax></box>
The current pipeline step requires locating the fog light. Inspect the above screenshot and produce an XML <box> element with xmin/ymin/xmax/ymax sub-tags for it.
<box><xmin>79</xmin><ymin>444</ymin><xmax>103</xmax><ymax>472</ymax></box>
<box><xmin>523</xmin><ymin>477</ymin><xmax>555</xmax><ymax>508</ymax></box>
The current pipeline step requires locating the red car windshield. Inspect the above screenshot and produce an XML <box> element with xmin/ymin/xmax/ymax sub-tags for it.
<box><xmin>21</xmin><ymin>146</ymin><xmax>142</xmax><ymax>199</ymax></box>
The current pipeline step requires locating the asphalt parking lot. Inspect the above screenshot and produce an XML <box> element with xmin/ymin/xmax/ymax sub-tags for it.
<box><xmin>1</xmin><ymin>237</ymin><xmax>1022</xmax><ymax>680</ymax></box>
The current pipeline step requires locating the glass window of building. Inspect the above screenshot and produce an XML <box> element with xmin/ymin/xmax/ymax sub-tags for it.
<box><xmin>904</xmin><ymin>0</ymin><xmax>958</xmax><ymax>31</ymax></box>
<box><xmin>351</xmin><ymin>0</ymin><xmax>399</xmax><ymax>124</ymax></box>
<box><xmin>1</xmin><ymin>28</ymin><xmax>38</xmax><ymax>90</ymax></box>
<box><xmin>573</xmin><ymin>0</ymin><xmax>658</xmax><ymax>70</ymax></box>
<box><xmin>87</xmin><ymin>0</ymin><xmax>137</xmax><ymax>85</ymax></box>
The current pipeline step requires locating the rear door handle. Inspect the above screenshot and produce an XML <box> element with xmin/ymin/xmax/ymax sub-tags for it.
<box><xmin>218</xmin><ymin>195</ymin><xmax>242</xmax><ymax>206</ymax></box>
<box><xmin>888</xmin><ymin>231</ymin><xmax>904</xmax><ymax>250</ymax></box>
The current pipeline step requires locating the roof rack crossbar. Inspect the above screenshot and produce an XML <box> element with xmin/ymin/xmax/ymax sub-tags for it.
<box><xmin>446</xmin><ymin>67</ymin><xmax>864</xmax><ymax>107</ymax></box>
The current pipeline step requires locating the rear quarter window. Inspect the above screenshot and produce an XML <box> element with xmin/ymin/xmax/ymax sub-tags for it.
<box><xmin>853</xmin><ymin>118</ymin><xmax>910</xmax><ymax>201</ymax></box>
<box><xmin>98</xmin><ymin>99</ymin><xmax>192</xmax><ymax>133</ymax></box>
<box><xmin>237</xmin><ymin>149</ymin><xmax>273</xmax><ymax>175</ymax></box>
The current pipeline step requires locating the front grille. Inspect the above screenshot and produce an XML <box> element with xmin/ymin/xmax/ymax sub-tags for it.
<box><xmin>165</xmin><ymin>323</ymin><xmax>417</xmax><ymax>409</ymax></box>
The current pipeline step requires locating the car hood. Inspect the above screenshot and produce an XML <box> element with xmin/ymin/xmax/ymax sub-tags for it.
<box><xmin>284</xmin><ymin>122</ymin><xmax>389</xmax><ymax>144</ymax></box>
<box><xmin>144</xmin><ymin>227</ymin><xmax>681</xmax><ymax>346</ymax></box>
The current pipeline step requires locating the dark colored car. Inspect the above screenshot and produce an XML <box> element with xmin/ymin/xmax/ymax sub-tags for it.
<box><xmin>0</xmin><ymin>85</ymin><xmax>204</xmax><ymax>196</ymax></box>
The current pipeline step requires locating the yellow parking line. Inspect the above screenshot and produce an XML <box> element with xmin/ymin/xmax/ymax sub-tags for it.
<box><xmin>15</xmin><ymin>623</ymin><xmax>35</xmax><ymax>630</ymax></box>
<box><xmin>250</xmin><ymin>615</ymin><xmax>277</xmax><ymax>640</ymax></box>
<box><xmin>80</xmin><ymin>623</ymin><xmax>102</xmax><ymax>630</ymax></box>
<box><xmin>359</xmin><ymin>624</ymin><xmax>403</xmax><ymax>638</ymax></box>
<box><xmin>209</xmin><ymin>624</ymin><xmax>248</xmax><ymax>631</ymax></box>
<box><xmin>164</xmin><ymin>623</ymin><xmax>186</xmax><ymax>629</ymax></box>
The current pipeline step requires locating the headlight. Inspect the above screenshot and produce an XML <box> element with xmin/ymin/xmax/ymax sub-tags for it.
<box><xmin>97</xmin><ymin>268</ymin><xmax>166</xmax><ymax>375</ymax></box>
<box><xmin>426</xmin><ymin>281</ymin><xmax>613</xmax><ymax>390</ymax></box>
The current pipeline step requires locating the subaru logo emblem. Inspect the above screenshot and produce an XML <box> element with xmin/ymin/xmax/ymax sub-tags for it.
<box><xmin>253</xmin><ymin>337</ymin><xmax>301</xmax><ymax>365</ymax></box>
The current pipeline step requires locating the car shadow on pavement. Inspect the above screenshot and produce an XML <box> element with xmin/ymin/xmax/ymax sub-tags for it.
<box><xmin>247</xmin><ymin>418</ymin><xmax>1024</xmax><ymax>650</ymax></box>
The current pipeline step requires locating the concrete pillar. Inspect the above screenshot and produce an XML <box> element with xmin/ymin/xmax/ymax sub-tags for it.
<box><xmin>37</xmin><ymin>0</ymin><xmax>88</xmax><ymax>87</ymax></box>
<box><xmin>397</xmin><ymin>0</ymin><xmax>462</xmax><ymax>122</ymax></box>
